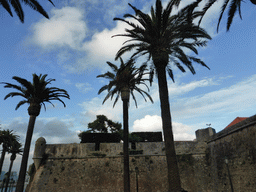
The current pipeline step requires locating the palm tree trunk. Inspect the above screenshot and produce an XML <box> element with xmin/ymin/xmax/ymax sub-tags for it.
<box><xmin>156</xmin><ymin>65</ymin><xmax>181</xmax><ymax>192</ymax></box>
<box><xmin>16</xmin><ymin>115</ymin><xmax>37</xmax><ymax>192</ymax></box>
<box><xmin>0</xmin><ymin>149</ymin><xmax>7</xmax><ymax>174</ymax></box>
<box><xmin>122</xmin><ymin>98</ymin><xmax>130</xmax><ymax>192</ymax></box>
<box><xmin>4</xmin><ymin>155</ymin><xmax>15</xmax><ymax>192</ymax></box>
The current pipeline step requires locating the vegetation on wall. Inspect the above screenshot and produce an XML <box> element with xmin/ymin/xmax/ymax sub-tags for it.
<box><xmin>86</xmin><ymin>115</ymin><xmax>122</xmax><ymax>134</ymax></box>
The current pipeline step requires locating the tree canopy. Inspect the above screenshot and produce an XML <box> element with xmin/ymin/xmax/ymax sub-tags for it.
<box><xmin>87</xmin><ymin>115</ymin><xmax>122</xmax><ymax>133</ymax></box>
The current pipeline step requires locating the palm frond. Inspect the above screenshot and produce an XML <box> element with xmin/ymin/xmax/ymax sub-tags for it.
<box><xmin>10</xmin><ymin>0</ymin><xmax>24</xmax><ymax>22</ymax></box>
<box><xmin>188</xmin><ymin>56</ymin><xmax>210</xmax><ymax>70</ymax></box>
<box><xmin>15</xmin><ymin>100</ymin><xmax>28</xmax><ymax>110</ymax></box>
<box><xmin>167</xmin><ymin>67</ymin><xmax>175</xmax><ymax>82</ymax></box>
<box><xmin>23</xmin><ymin>0</ymin><xmax>50</xmax><ymax>19</ymax></box>
<box><xmin>128</xmin><ymin>3</ymin><xmax>153</xmax><ymax>31</ymax></box>
<box><xmin>227</xmin><ymin>0</ymin><xmax>239</xmax><ymax>31</ymax></box>
<box><xmin>172</xmin><ymin>60</ymin><xmax>186</xmax><ymax>73</ymax></box>
<box><xmin>3</xmin><ymin>92</ymin><xmax>25</xmax><ymax>100</ymax></box>
<box><xmin>113</xmin><ymin>93</ymin><xmax>120</xmax><ymax>107</ymax></box>
<box><xmin>0</xmin><ymin>0</ymin><xmax>13</xmax><ymax>17</ymax></box>
<box><xmin>130</xmin><ymin>91</ymin><xmax>138</xmax><ymax>107</ymax></box>
<box><xmin>198</xmin><ymin>0</ymin><xmax>216</xmax><ymax>26</ymax></box>
<box><xmin>106</xmin><ymin>62</ymin><xmax>118</xmax><ymax>72</ymax></box>
<box><xmin>1</xmin><ymin>0</ymin><xmax>54</xmax><ymax>23</ymax></box>
<box><xmin>98</xmin><ymin>85</ymin><xmax>109</xmax><ymax>95</ymax></box>
<box><xmin>217</xmin><ymin>0</ymin><xmax>229</xmax><ymax>32</ymax></box>
<box><xmin>13</xmin><ymin>76</ymin><xmax>33</xmax><ymax>92</ymax></box>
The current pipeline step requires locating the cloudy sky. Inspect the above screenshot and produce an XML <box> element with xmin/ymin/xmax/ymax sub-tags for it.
<box><xmin>0</xmin><ymin>0</ymin><xmax>255</xmax><ymax>173</ymax></box>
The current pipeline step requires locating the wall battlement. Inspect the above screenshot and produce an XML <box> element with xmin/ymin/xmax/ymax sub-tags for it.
<box><xmin>38</xmin><ymin>141</ymin><xmax>206</xmax><ymax>160</ymax></box>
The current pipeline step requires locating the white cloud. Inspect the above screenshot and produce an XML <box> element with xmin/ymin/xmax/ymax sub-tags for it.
<box><xmin>27</xmin><ymin>0</ymin><xmax>223</xmax><ymax>73</ymax></box>
<box><xmin>168</xmin><ymin>77</ymin><xmax>219</xmax><ymax>97</ymax></box>
<box><xmin>28</xmin><ymin>6</ymin><xmax>129</xmax><ymax>73</ymax></box>
<box><xmin>75</xmin><ymin>82</ymin><xmax>93</xmax><ymax>93</ymax></box>
<box><xmin>133</xmin><ymin>115</ymin><xmax>162</xmax><ymax>132</ymax></box>
<box><xmin>31</xmin><ymin>7</ymin><xmax>87</xmax><ymax>50</ymax></box>
<box><xmin>80</xmin><ymin>22</ymin><xmax>131</xmax><ymax>70</ymax></box>
<box><xmin>172</xmin><ymin>75</ymin><xmax>256</xmax><ymax>119</ymax></box>
<box><xmin>132</xmin><ymin>115</ymin><xmax>195</xmax><ymax>141</ymax></box>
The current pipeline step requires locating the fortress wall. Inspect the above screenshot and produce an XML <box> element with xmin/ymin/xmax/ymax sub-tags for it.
<box><xmin>27</xmin><ymin>140</ymin><xmax>211</xmax><ymax>192</ymax></box>
<box><xmin>207</xmin><ymin>115</ymin><xmax>256</xmax><ymax>192</ymax></box>
<box><xmin>28</xmin><ymin>117</ymin><xmax>256</xmax><ymax>192</ymax></box>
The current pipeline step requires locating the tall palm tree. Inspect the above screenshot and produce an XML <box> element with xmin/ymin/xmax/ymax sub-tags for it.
<box><xmin>194</xmin><ymin>0</ymin><xmax>256</xmax><ymax>31</ymax></box>
<box><xmin>4</xmin><ymin>140</ymin><xmax>22</xmax><ymax>192</ymax></box>
<box><xmin>1</xmin><ymin>73</ymin><xmax>70</xmax><ymax>192</ymax></box>
<box><xmin>0</xmin><ymin>130</ymin><xmax>19</xmax><ymax>175</ymax></box>
<box><xmin>0</xmin><ymin>0</ymin><xmax>54</xmax><ymax>23</ymax></box>
<box><xmin>113</xmin><ymin>0</ymin><xmax>211</xmax><ymax>191</ymax></box>
<box><xmin>97</xmin><ymin>58</ymin><xmax>153</xmax><ymax>192</ymax></box>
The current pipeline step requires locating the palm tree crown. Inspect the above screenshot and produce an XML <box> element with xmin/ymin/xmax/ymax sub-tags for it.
<box><xmin>0</xmin><ymin>129</ymin><xmax>19</xmax><ymax>174</ymax></box>
<box><xmin>9</xmin><ymin>140</ymin><xmax>23</xmax><ymax>158</ymax></box>
<box><xmin>0</xmin><ymin>0</ymin><xmax>54</xmax><ymax>23</ymax></box>
<box><xmin>97</xmin><ymin>58</ymin><xmax>153</xmax><ymax>106</ymax></box>
<box><xmin>0</xmin><ymin>129</ymin><xmax>19</xmax><ymax>153</ymax></box>
<box><xmin>4</xmin><ymin>139</ymin><xmax>22</xmax><ymax>192</ymax></box>
<box><xmin>2</xmin><ymin>73</ymin><xmax>70</xmax><ymax>116</ymax></box>
<box><xmin>113</xmin><ymin>0</ymin><xmax>211</xmax><ymax>81</ymax></box>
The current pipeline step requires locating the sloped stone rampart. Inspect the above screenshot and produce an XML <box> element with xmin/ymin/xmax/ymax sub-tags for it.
<box><xmin>207</xmin><ymin>120</ymin><xmax>256</xmax><ymax>192</ymax></box>
<box><xmin>27</xmin><ymin>155</ymin><xmax>210</xmax><ymax>192</ymax></box>
<box><xmin>207</xmin><ymin>122</ymin><xmax>256</xmax><ymax>192</ymax></box>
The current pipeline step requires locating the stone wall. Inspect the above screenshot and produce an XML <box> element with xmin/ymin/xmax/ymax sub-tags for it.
<box><xmin>26</xmin><ymin>115</ymin><xmax>256</xmax><ymax>192</ymax></box>
<box><xmin>27</xmin><ymin>140</ymin><xmax>210</xmax><ymax>192</ymax></box>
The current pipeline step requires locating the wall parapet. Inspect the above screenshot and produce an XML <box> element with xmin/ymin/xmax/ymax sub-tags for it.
<box><xmin>40</xmin><ymin>141</ymin><xmax>207</xmax><ymax>160</ymax></box>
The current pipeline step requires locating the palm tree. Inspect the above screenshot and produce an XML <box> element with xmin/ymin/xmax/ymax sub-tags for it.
<box><xmin>4</xmin><ymin>140</ymin><xmax>22</xmax><ymax>192</ymax></box>
<box><xmin>0</xmin><ymin>0</ymin><xmax>54</xmax><ymax>23</ymax></box>
<box><xmin>0</xmin><ymin>130</ymin><xmax>19</xmax><ymax>175</ymax></box>
<box><xmin>97</xmin><ymin>58</ymin><xmax>153</xmax><ymax>192</ymax></box>
<box><xmin>1</xmin><ymin>73</ymin><xmax>70</xmax><ymax>192</ymax></box>
<box><xmin>113</xmin><ymin>1</ymin><xmax>211</xmax><ymax>191</ymax></box>
<box><xmin>194</xmin><ymin>0</ymin><xmax>256</xmax><ymax>31</ymax></box>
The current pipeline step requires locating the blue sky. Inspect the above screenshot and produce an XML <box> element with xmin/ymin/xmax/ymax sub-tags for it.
<box><xmin>0</xmin><ymin>0</ymin><xmax>255</xmax><ymax>173</ymax></box>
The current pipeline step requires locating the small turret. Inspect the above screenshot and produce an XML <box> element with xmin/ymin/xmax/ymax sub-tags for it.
<box><xmin>33</xmin><ymin>137</ymin><xmax>46</xmax><ymax>170</ymax></box>
<box><xmin>195</xmin><ymin>127</ymin><xmax>216</xmax><ymax>142</ymax></box>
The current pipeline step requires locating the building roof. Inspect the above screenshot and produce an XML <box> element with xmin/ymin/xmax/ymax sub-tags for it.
<box><xmin>225</xmin><ymin>117</ymin><xmax>248</xmax><ymax>129</ymax></box>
